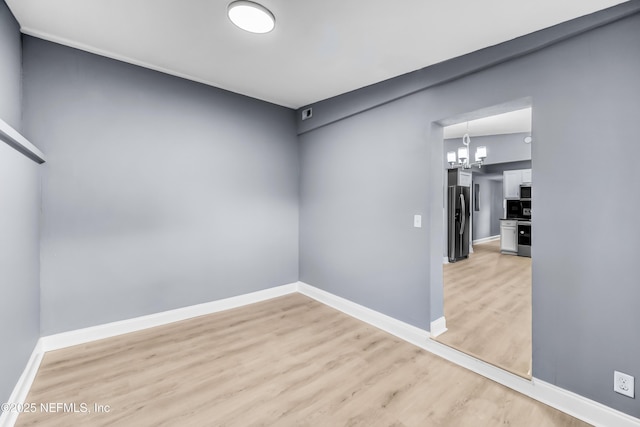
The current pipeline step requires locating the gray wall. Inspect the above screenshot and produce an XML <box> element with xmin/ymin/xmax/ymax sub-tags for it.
<box><xmin>296</xmin><ymin>2</ymin><xmax>640</xmax><ymax>134</ymax></box>
<box><xmin>0</xmin><ymin>1</ymin><xmax>21</xmax><ymax>129</ymax></box>
<box><xmin>470</xmin><ymin>174</ymin><xmax>499</xmax><ymax>241</ymax></box>
<box><xmin>484</xmin><ymin>160</ymin><xmax>532</xmax><ymax>175</ymax></box>
<box><xmin>0</xmin><ymin>1</ymin><xmax>41</xmax><ymax>403</ymax></box>
<box><xmin>3</xmin><ymin>0</ymin><xmax>639</xmax><ymax>418</ymax></box>
<box><xmin>489</xmin><ymin>180</ymin><xmax>503</xmax><ymax>236</ymax></box>
<box><xmin>23</xmin><ymin>37</ymin><xmax>299</xmax><ymax>335</ymax></box>
<box><xmin>299</xmin><ymin>8</ymin><xmax>640</xmax><ymax>418</ymax></box>
<box><xmin>299</xmin><ymin>94</ymin><xmax>431</xmax><ymax>328</ymax></box>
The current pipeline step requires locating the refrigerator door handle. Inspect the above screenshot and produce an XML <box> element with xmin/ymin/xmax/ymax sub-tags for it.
<box><xmin>448</xmin><ymin>186</ymin><xmax>456</xmax><ymax>262</ymax></box>
<box><xmin>459</xmin><ymin>193</ymin><xmax>466</xmax><ymax>235</ymax></box>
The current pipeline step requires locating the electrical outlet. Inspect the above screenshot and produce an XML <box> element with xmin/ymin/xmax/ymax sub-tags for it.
<box><xmin>614</xmin><ymin>371</ymin><xmax>635</xmax><ymax>398</ymax></box>
<box><xmin>413</xmin><ymin>215</ymin><xmax>422</xmax><ymax>228</ymax></box>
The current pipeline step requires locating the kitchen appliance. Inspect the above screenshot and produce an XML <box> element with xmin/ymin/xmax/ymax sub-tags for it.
<box><xmin>506</xmin><ymin>199</ymin><xmax>523</xmax><ymax>219</ymax></box>
<box><xmin>517</xmin><ymin>221</ymin><xmax>531</xmax><ymax>257</ymax></box>
<box><xmin>520</xmin><ymin>184</ymin><xmax>532</xmax><ymax>200</ymax></box>
<box><xmin>520</xmin><ymin>200</ymin><xmax>531</xmax><ymax>219</ymax></box>
<box><xmin>506</xmin><ymin>199</ymin><xmax>531</xmax><ymax>220</ymax></box>
<box><xmin>447</xmin><ymin>169</ymin><xmax>471</xmax><ymax>263</ymax></box>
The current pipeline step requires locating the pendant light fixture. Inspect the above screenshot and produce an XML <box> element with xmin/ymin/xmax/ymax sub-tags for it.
<box><xmin>228</xmin><ymin>1</ymin><xmax>275</xmax><ymax>34</ymax></box>
<box><xmin>447</xmin><ymin>123</ymin><xmax>487</xmax><ymax>169</ymax></box>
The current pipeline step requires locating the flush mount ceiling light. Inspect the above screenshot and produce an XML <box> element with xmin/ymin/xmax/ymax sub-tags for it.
<box><xmin>228</xmin><ymin>1</ymin><xmax>275</xmax><ymax>34</ymax></box>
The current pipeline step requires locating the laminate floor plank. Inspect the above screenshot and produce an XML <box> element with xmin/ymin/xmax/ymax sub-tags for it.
<box><xmin>17</xmin><ymin>293</ymin><xmax>585</xmax><ymax>426</ymax></box>
<box><xmin>438</xmin><ymin>240</ymin><xmax>532</xmax><ymax>378</ymax></box>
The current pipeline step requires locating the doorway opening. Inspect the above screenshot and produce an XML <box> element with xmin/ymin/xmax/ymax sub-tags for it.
<box><xmin>435</xmin><ymin>100</ymin><xmax>533</xmax><ymax>379</ymax></box>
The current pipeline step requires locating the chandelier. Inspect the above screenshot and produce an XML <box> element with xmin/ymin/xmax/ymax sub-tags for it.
<box><xmin>446</xmin><ymin>128</ymin><xmax>487</xmax><ymax>169</ymax></box>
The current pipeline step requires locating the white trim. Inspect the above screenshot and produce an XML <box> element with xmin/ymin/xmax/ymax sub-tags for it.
<box><xmin>0</xmin><ymin>118</ymin><xmax>46</xmax><ymax>164</ymax></box>
<box><xmin>19</xmin><ymin>28</ymin><xmax>296</xmax><ymax>110</ymax></box>
<box><xmin>41</xmin><ymin>283</ymin><xmax>297</xmax><ymax>352</ymax></box>
<box><xmin>420</xmin><ymin>340</ymin><xmax>640</xmax><ymax>427</ymax></box>
<box><xmin>297</xmin><ymin>282</ymin><xmax>640</xmax><ymax>427</ymax></box>
<box><xmin>472</xmin><ymin>234</ymin><xmax>500</xmax><ymax>245</ymax></box>
<box><xmin>0</xmin><ymin>339</ymin><xmax>45</xmax><ymax>427</ymax></box>
<box><xmin>297</xmin><ymin>282</ymin><xmax>429</xmax><ymax>347</ymax></box>
<box><xmin>443</xmin><ymin>257</ymin><xmax>449</xmax><ymax>264</ymax></box>
<box><xmin>430</xmin><ymin>316</ymin><xmax>447</xmax><ymax>337</ymax></box>
<box><xmin>5</xmin><ymin>282</ymin><xmax>639</xmax><ymax>427</ymax></box>
<box><xmin>532</xmin><ymin>379</ymin><xmax>640</xmax><ymax>427</ymax></box>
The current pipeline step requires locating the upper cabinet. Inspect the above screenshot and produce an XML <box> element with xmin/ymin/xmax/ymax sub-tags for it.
<box><xmin>503</xmin><ymin>170</ymin><xmax>522</xmax><ymax>198</ymax></box>
<box><xmin>503</xmin><ymin>169</ymin><xmax>532</xmax><ymax>199</ymax></box>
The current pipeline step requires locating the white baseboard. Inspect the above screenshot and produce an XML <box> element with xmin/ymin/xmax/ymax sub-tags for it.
<box><xmin>1</xmin><ymin>283</ymin><xmax>297</xmax><ymax>427</ymax></box>
<box><xmin>41</xmin><ymin>283</ymin><xmax>298</xmax><ymax>352</ymax></box>
<box><xmin>0</xmin><ymin>339</ymin><xmax>44</xmax><ymax>427</ymax></box>
<box><xmin>430</xmin><ymin>316</ymin><xmax>447</xmax><ymax>337</ymax></box>
<box><xmin>532</xmin><ymin>378</ymin><xmax>640</xmax><ymax>427</ymax></box>
<box><xmin>420</xmin><ymin>339</ymin><xmax>640</xmax><ymax>427</ymax></box>
<box><xmin>4</xmin><ymin>281</ymin><xmax>639</xmax><ymax>427</ymax></box>
<box><xmin>473</xmin><ymin>235</ymin><xmax>500</xmax><ymax>245</ymax></box>
<box><xmin>298</xmin><ymin>282</ymin><xmax>640</xmax><ymax>427</ymax></box>
<box><xmin>443</xmin><ymin>256</ymin><xmax>449</xmax><ymax>264</ymax></box>
<box><xmin>297</xmin><ymin>282</ymin><xmax>429</xmax><ymax>348</ymax></box>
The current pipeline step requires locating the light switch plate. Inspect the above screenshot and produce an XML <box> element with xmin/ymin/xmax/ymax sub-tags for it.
<box><xmin>413</xmin><ymin>215</ymin><xmax>422</xmax><ymax>228</ymax></box>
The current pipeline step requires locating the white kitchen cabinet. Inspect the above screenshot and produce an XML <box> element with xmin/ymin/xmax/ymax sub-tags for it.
<box><xmin>503</xmin><ymin>170</ymin><xmax>522</xmax><ymax>199</ymax></box>
<box><xmin>503</xmin><ymin>168</ymin><xmax>532</xmax><ymax>199</ymax></box>
<box><xmin>500</xmin><ymin>220</ymin><xmax>518</xmax><ymax>254</ymax></box>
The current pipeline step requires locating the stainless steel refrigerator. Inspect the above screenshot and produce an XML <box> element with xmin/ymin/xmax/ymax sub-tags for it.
<box><xmin>447</xmin><ymin>169</ymin><xmax>471</xmax><ymax>263</ymax></box>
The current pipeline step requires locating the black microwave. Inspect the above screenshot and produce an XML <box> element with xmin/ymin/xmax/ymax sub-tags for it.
<box><xmin>520</xmin><ymin>185</ymin><xmax>531</xmax><ymax>200</ymax></box>
<box><xmin>506</xmin><ymin>200</ymin><xmax>522</xmax><ymax>219</ymax></box>
<box><xmin>506</xmin><ymin>199</ymin><xmax>532</xmax><ymax>219</ymax></box>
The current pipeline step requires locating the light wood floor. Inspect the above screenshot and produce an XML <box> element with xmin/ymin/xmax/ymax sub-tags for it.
<box><xmin>438</xmin><ymin>239</ymin><xmax>532</xmax><ymax>378</ymax></box>
<box><xmin>16</xmin><ymin>293</ymin><xmax>585</xmax><ymax>426</ymax></box>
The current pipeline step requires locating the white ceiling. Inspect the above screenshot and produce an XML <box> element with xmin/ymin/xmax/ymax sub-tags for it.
<box><xmin>6</xmin><ymin>0</ymin><xmax>627</xmax><ymax>109</ymax></box>
<box><xmin>443</xmin><ymin>108</ymin><xmax>532</xmax><ymax>139</ymax></box>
